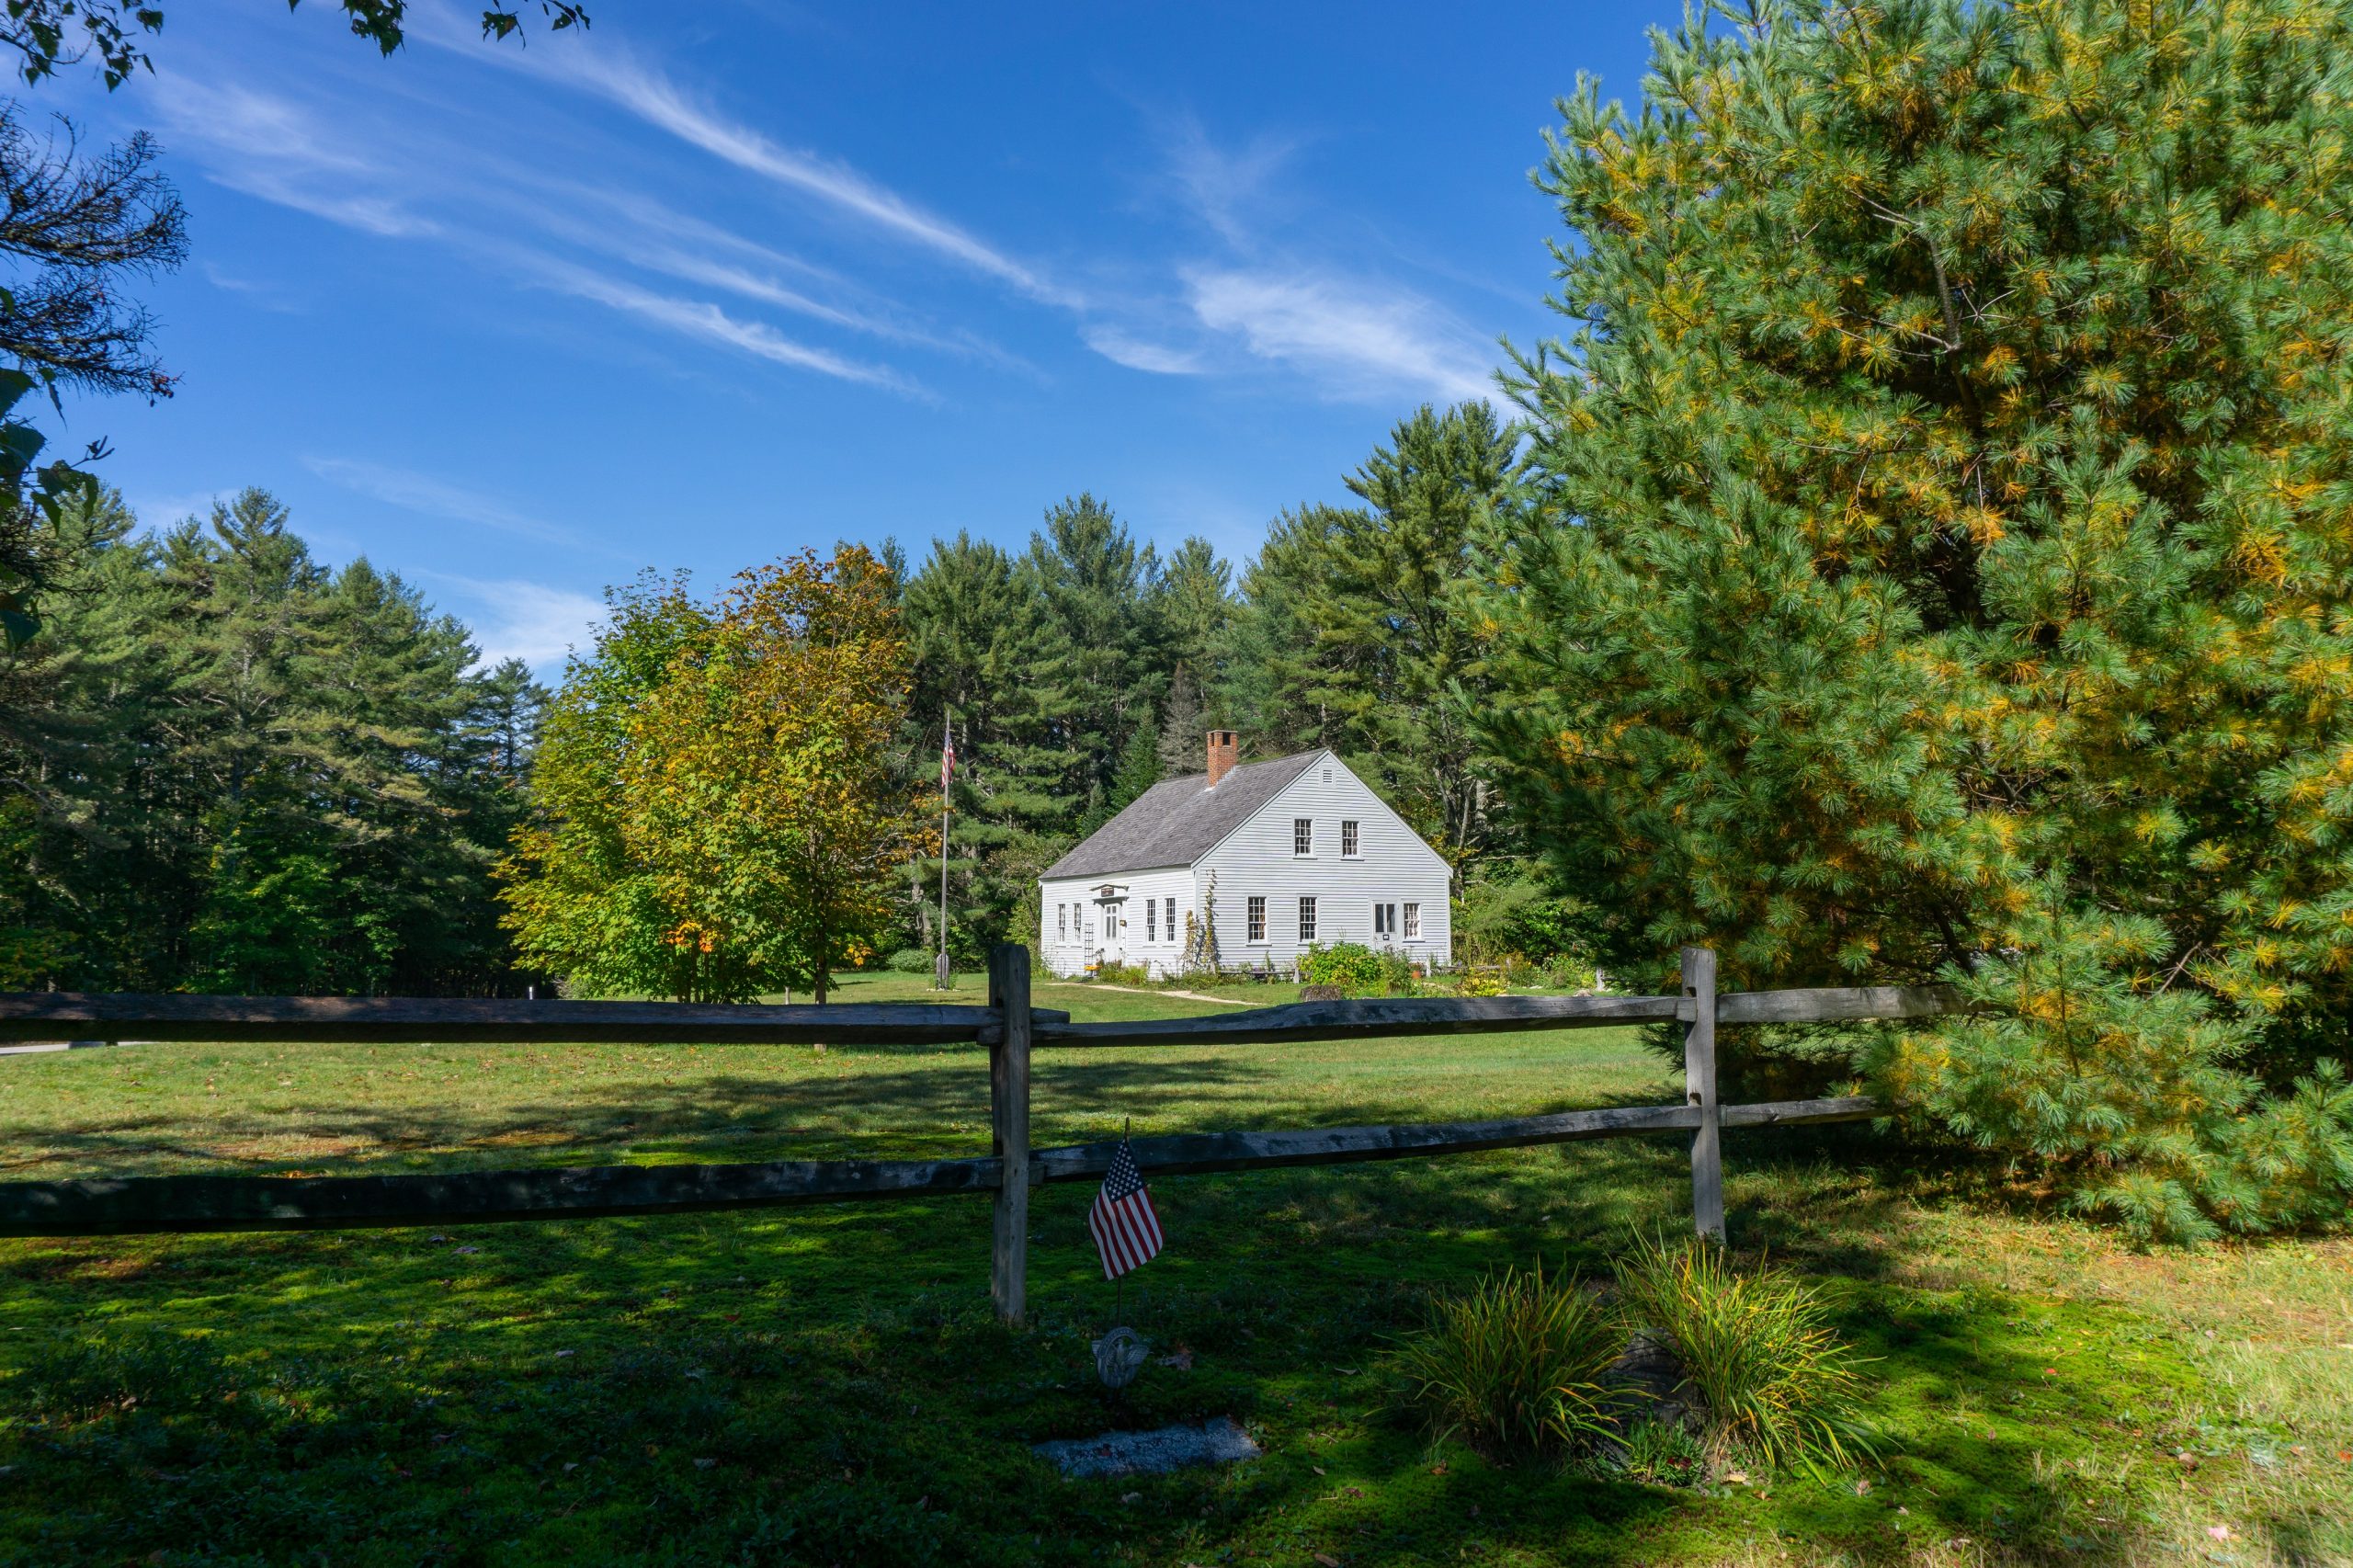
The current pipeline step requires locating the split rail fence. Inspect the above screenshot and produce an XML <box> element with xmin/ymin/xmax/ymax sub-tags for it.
<box><xmin>0</xmin><ymin>947</ymin><xmax>1948</xmax><ymax>1323</ymax></box>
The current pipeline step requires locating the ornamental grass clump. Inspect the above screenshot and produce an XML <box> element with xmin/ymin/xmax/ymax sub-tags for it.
<box><xmin>1612</xmin><ymin>1233</ymin><xmax>1871</xmax><ymax>1473</ymax></box>
<box><xmin>1393</xmin><ymin>1262</ymin><xmax>1623</xmax><ymax>1460</ymax></box>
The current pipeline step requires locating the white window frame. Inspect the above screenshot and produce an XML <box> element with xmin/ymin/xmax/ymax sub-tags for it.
<box><xmin>1373</xmin><ymin>901</ymin><xmax>1395</xmax><ymax>939</ymax></box>
<box><xmin>1146</xmin><ymin>900</ymin><xmax>1156</xmax><ymax>942</ymax></box>
<box><xmin>1246</xmin><ymin>896</ymin><xmax>1266</xmax><ymax>942</ymax></box>
<box><xmin>1058</xmin><ymin>903</ymin><xmax>1067</xmax><ymax>940</ymax></box>
<box><xmin>1298</xmin><ymin>895</ymin><xmax>1317</xmax><ymax>943</ymax></box>
<box><xmin>1292</xmin><ymin>817</ymin><xmax>1313</xmax><ymax>856</ymax></box>
<box><xmin>1341</xmin><ymin>820</ymin><xmax>1359</xmax><ymax>858</ymax></box>
<box><xmin>1165</xmin><ymin>896</ymin><xmax>1176</xmax><ymax>943</ymax></box>
<box><xmin>1404</xmin><ymin>902</ymin><xmax>1421</xmax><ymax>940</ymax></box>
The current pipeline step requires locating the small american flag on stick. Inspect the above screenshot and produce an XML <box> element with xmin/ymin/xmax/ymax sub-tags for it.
<box><xmin>1088</xmin><ymin>1137</ymin><xmax>1163</xmax><ymax>1279</ymax></box>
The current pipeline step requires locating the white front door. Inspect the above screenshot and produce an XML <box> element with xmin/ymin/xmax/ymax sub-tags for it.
<box><xmin>1097</xmin><ymin>899</ymin><xmax>1124</xmax><ymax>965</ymax></box>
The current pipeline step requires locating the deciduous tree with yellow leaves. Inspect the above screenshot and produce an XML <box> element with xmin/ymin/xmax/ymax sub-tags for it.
<box><xmin>501</xmin><ymin>548</ymin><xmax>927</xmax><ymax>1004</ymax></box>
<box><xmin>1476</xmin><ymin>0</ymin><xmax>2353</xmax><ymax>1239</ymax></box>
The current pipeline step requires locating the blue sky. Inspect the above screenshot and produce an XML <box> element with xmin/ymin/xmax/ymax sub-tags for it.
<box><xmin>46</xmin><ymin>1</ymin><xmax>1677</xmax><ymax>673</ymax></box>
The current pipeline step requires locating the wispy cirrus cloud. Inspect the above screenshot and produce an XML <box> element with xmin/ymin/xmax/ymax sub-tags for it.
<box><xmin>146</xmin><ymin>69</ymin><xmax>926</xmax><ymax>395</ymax></box>
<box><xmin>1183</xmin><ymin>267</ymin><xmax>1495</xmax><ymax>404</ymax></box>
<box><xmin>1060</xmin><ymin>114</ymin><xmax>1504</xmax><ymax>403</ymax></box>
<box><xmin>163</xmin><ymin>78</ymin><xmax>440</xmax><ymax>238</ymax></box>
<box><xmin>417</xmin><ymin>572</ymin><xmax>608</xmax><ymax>675</ymax></box>
<box><xmin>457</xmin><ymin>28</ymin><xmax>1078</xmax><ymax>309</ymax></box>
<box><xmin>523</xmin><ymin>258</ymin><xmax>918</xmax><ymax>392</ymax></box>
<box><xmin>1081</xmin><ymin>325</ymin><xmax>1204</xmax><ymax>376</ymax></box>
<box><xmin>303</xmin><ymin>457</ymin><xmax>601</xmax><ymax>551</ymax></box>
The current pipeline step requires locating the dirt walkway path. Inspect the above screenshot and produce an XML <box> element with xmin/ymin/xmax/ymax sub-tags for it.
<box><xmin>1042</xmin><ymin>981</ymin><xmax>1258</xmax><ymax>1007</ymax></box>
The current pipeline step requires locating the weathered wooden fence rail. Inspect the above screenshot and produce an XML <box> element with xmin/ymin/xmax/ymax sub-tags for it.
<box><xmin>0</xmin><ymin>947</ymin><xmax>1943</xmax><ymax>1323</ymax></box>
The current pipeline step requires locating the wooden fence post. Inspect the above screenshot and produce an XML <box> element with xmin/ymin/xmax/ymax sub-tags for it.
<box><xmin>1681</xmin><ymin>946</ymin><xmax>1724</xmax><ymax>1244</ymax></box>
<box><xmin>987</xmin><ymin>943</ymin><xmax>1032</xmax><ymax>1324</ymax></box>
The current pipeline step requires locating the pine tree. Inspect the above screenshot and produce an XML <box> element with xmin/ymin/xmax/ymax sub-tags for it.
<box><xmin>1024</xmin><ymin>493</ymin><xmax>1162</xmax><ymax>811</ymax></box>
<box><xmin>1155</xmin><ymin>662</ymin><xmax>1206</xmax><ymax>778</ymax></box>
<box><xmin>1476</xmin><ymin>0</ymin><xmax>2353</xmax><ymax>1235</ymax></box>
<box><xmin>1154</xmin><ymin>536</ymin><xmax>1233</xmax><ymax>682</ymax></box>
<box><xmin>902</xmin><ymin>532</ymin><xmax>1078</xmax><ymax>960</ymax></box>
<box><xmin>1230</xmin><ymin>403</ymin><xmax>1514</xmax><ymax>863</ymax></box>
<box><xmin>1108</xmin><ymin>713</ymin><xmax>1161</xmax><ymax>811</ymax></box>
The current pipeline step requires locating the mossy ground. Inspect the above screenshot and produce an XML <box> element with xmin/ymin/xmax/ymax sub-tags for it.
<box><xmin>0</xmin><ymin>973</ymin><xmax>2343</xmax><ymax>1564</ymax></box>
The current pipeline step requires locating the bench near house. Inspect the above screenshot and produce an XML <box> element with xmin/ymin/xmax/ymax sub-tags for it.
<box><xmin>1038</xmin><ymin>731</ymin><xmax>1454</xmax><ymax>980</ymax></box>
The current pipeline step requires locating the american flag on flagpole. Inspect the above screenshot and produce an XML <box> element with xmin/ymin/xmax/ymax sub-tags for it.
<box><xmin>1088</xmin><ymin>1137</ymin><xmax>1164</xmax><ymax>1279</ymax></box>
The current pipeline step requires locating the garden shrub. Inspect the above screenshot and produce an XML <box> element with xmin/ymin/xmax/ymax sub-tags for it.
<box><xmin>1612</xmin><ymin>1234</ymin><xmax>1871</xmax><ymax>1473</ymax></box>
<box><xmin>886</xmin><ymin>948</ymin><xmax>932</xmax><ymax>974</ymax></box>
<box><xmin>1300</xmin><ymin>942</ymin><xmax>1415</xmax><ymax>997</ymax></box>
<box><xmin>1392</xmin><ymin>1262</ymin><xmax>1623</xmax><ymax>1460</ymax></box>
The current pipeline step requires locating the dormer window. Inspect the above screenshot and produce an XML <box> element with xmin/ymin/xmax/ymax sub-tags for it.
<box><xmin>1292</xmin><ymin>818</ymin><xmax>1313</xmax><ymax>856</ymax></box>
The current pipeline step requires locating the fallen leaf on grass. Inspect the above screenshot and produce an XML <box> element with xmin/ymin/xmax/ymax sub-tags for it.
<box><xmin>1428</xmin><ymin>1464</ymin><xmax>1448</xmax><ymax>1475</ymax></box>
<box><xmin>1312</xmin><ymin>1466</ymin><xmax>1325</xmax><ymax>1476</ymax></box>
<box><xmin>2209</xmin><ymin>1526</ymin><xmax>2234</xmax><ymax>1542</ymax></box>
<box><xmin>1313</xmin><ymin>1556</ymin><xmax>1342</xmax><ymax>1567</ymax></box>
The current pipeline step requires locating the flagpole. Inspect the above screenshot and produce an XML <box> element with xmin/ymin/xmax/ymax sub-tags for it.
<box><xmin>937</xmin><ymin>709</ymin><xmax>952</xmax><ymax>992</ymax></box>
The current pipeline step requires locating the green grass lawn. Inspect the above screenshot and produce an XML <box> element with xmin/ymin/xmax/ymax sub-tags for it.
<box><xmin>0</xmin><ymin>972</ymin><xmax>2344</xmax><ymax>1565</ymax></box>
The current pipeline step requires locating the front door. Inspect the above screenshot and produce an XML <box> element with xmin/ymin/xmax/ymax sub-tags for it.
<box><xmin>1096</xmin><ymin>898</ymin><xmax>1125</xmax><ymax>967</ymax></box>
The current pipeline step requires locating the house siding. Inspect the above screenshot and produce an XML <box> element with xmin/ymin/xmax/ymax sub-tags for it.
<box><xmin>1035</xmin><ymin>751</ymin><xmax>1453</xmax><ymax>979</ymax></box>
<box><xmin>1038</xmin><ymin>865</ymin><xmax>1197</xmax><ymax>979</ymax></box>
<box><xmin>1194</xmin><ymin>756</ymin><xmax>1452</xmax><ymax>974</ymax></box>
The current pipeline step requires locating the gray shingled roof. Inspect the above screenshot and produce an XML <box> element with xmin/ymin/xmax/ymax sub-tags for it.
<box><xmin>1041</xmin><ymin>751</ymin><xmax>1324</xmax><ymax>881</ymax></box>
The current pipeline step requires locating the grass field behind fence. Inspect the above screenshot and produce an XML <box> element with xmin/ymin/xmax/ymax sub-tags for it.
<box><xmin>0</xmin><ymin>972</ymin><xmax>2345</xmax><ymax>1565</ymax></box>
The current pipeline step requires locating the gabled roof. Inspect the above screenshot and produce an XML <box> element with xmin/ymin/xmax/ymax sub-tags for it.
<box><xmin>1041</xmin><ymin>751</ymin><xmax>1323</xmax><ymax>881</ymax></box>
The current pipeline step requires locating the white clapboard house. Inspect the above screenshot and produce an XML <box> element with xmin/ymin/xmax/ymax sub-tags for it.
<box><xmin>1038</xmin><ymin>731</ymin><xmax>1453</xmax><ymax>980</ymax></box>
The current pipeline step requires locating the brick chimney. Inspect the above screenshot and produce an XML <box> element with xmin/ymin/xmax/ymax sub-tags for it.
<box><xmin>1205</xmin><ymin>730</ymin><xmax>1239</xmax><ymax>788</ymax></box>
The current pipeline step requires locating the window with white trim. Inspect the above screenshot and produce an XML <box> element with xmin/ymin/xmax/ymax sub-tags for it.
<box><xmin>1146</xmin><ymin>899</ymin><xmax>1156</xmax><ymax>941</ymax></box>
<box><xmin>1293</xmin><ymin>817</ymin><xmax>1313</xmax><ymax>856</ymax></box>
<box><xmin>1247</xmin><ymin>896</ymin><xmax>1266</xmax><ymax>942</ymax></box>
<box><xmin>1298</xmin><ymin>896</ymin><xmax>1317</xmax><ymax>942</ymax></box>
<box><xmin>1373</xmin><ymin>902</ymin><xmax>1396</xmax><ymax>939</ymax></box>
<box><xmin>1165</xmin><ymin>897</ymin><xmax>1176</xmax><ymax>942</ymax></box>
<box><xmin>1404</xmin><ymin>902</ymin><xmax>1421</xmax><ymax>939</ymax></box>
<box><xmin>1341</xmin><ymin>820</ymin><xmax>1359</xmax><ymax>857</ymax></box>
<box><xmin>1058</xmin><ymin>903</ymin><xmax>1067</xmax><ymax>940</ymax></box>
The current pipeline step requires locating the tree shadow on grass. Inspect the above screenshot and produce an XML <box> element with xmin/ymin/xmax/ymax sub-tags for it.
<box><xmin>0</xmin><ymin>1044</ymin><xmax>1688</xmax><ymax>1183</ymax></box>
<box><xmin>0</xmin><ymin>1145</ymin><xmax>2208</xmax><ymax>1567</ymax></box>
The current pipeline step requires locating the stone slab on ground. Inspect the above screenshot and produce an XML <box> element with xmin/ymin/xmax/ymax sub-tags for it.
<box><xmin>1033</xmin><ymin>1417</ymin><xmax>1262</xmax><ymax>1479</ymax></box>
